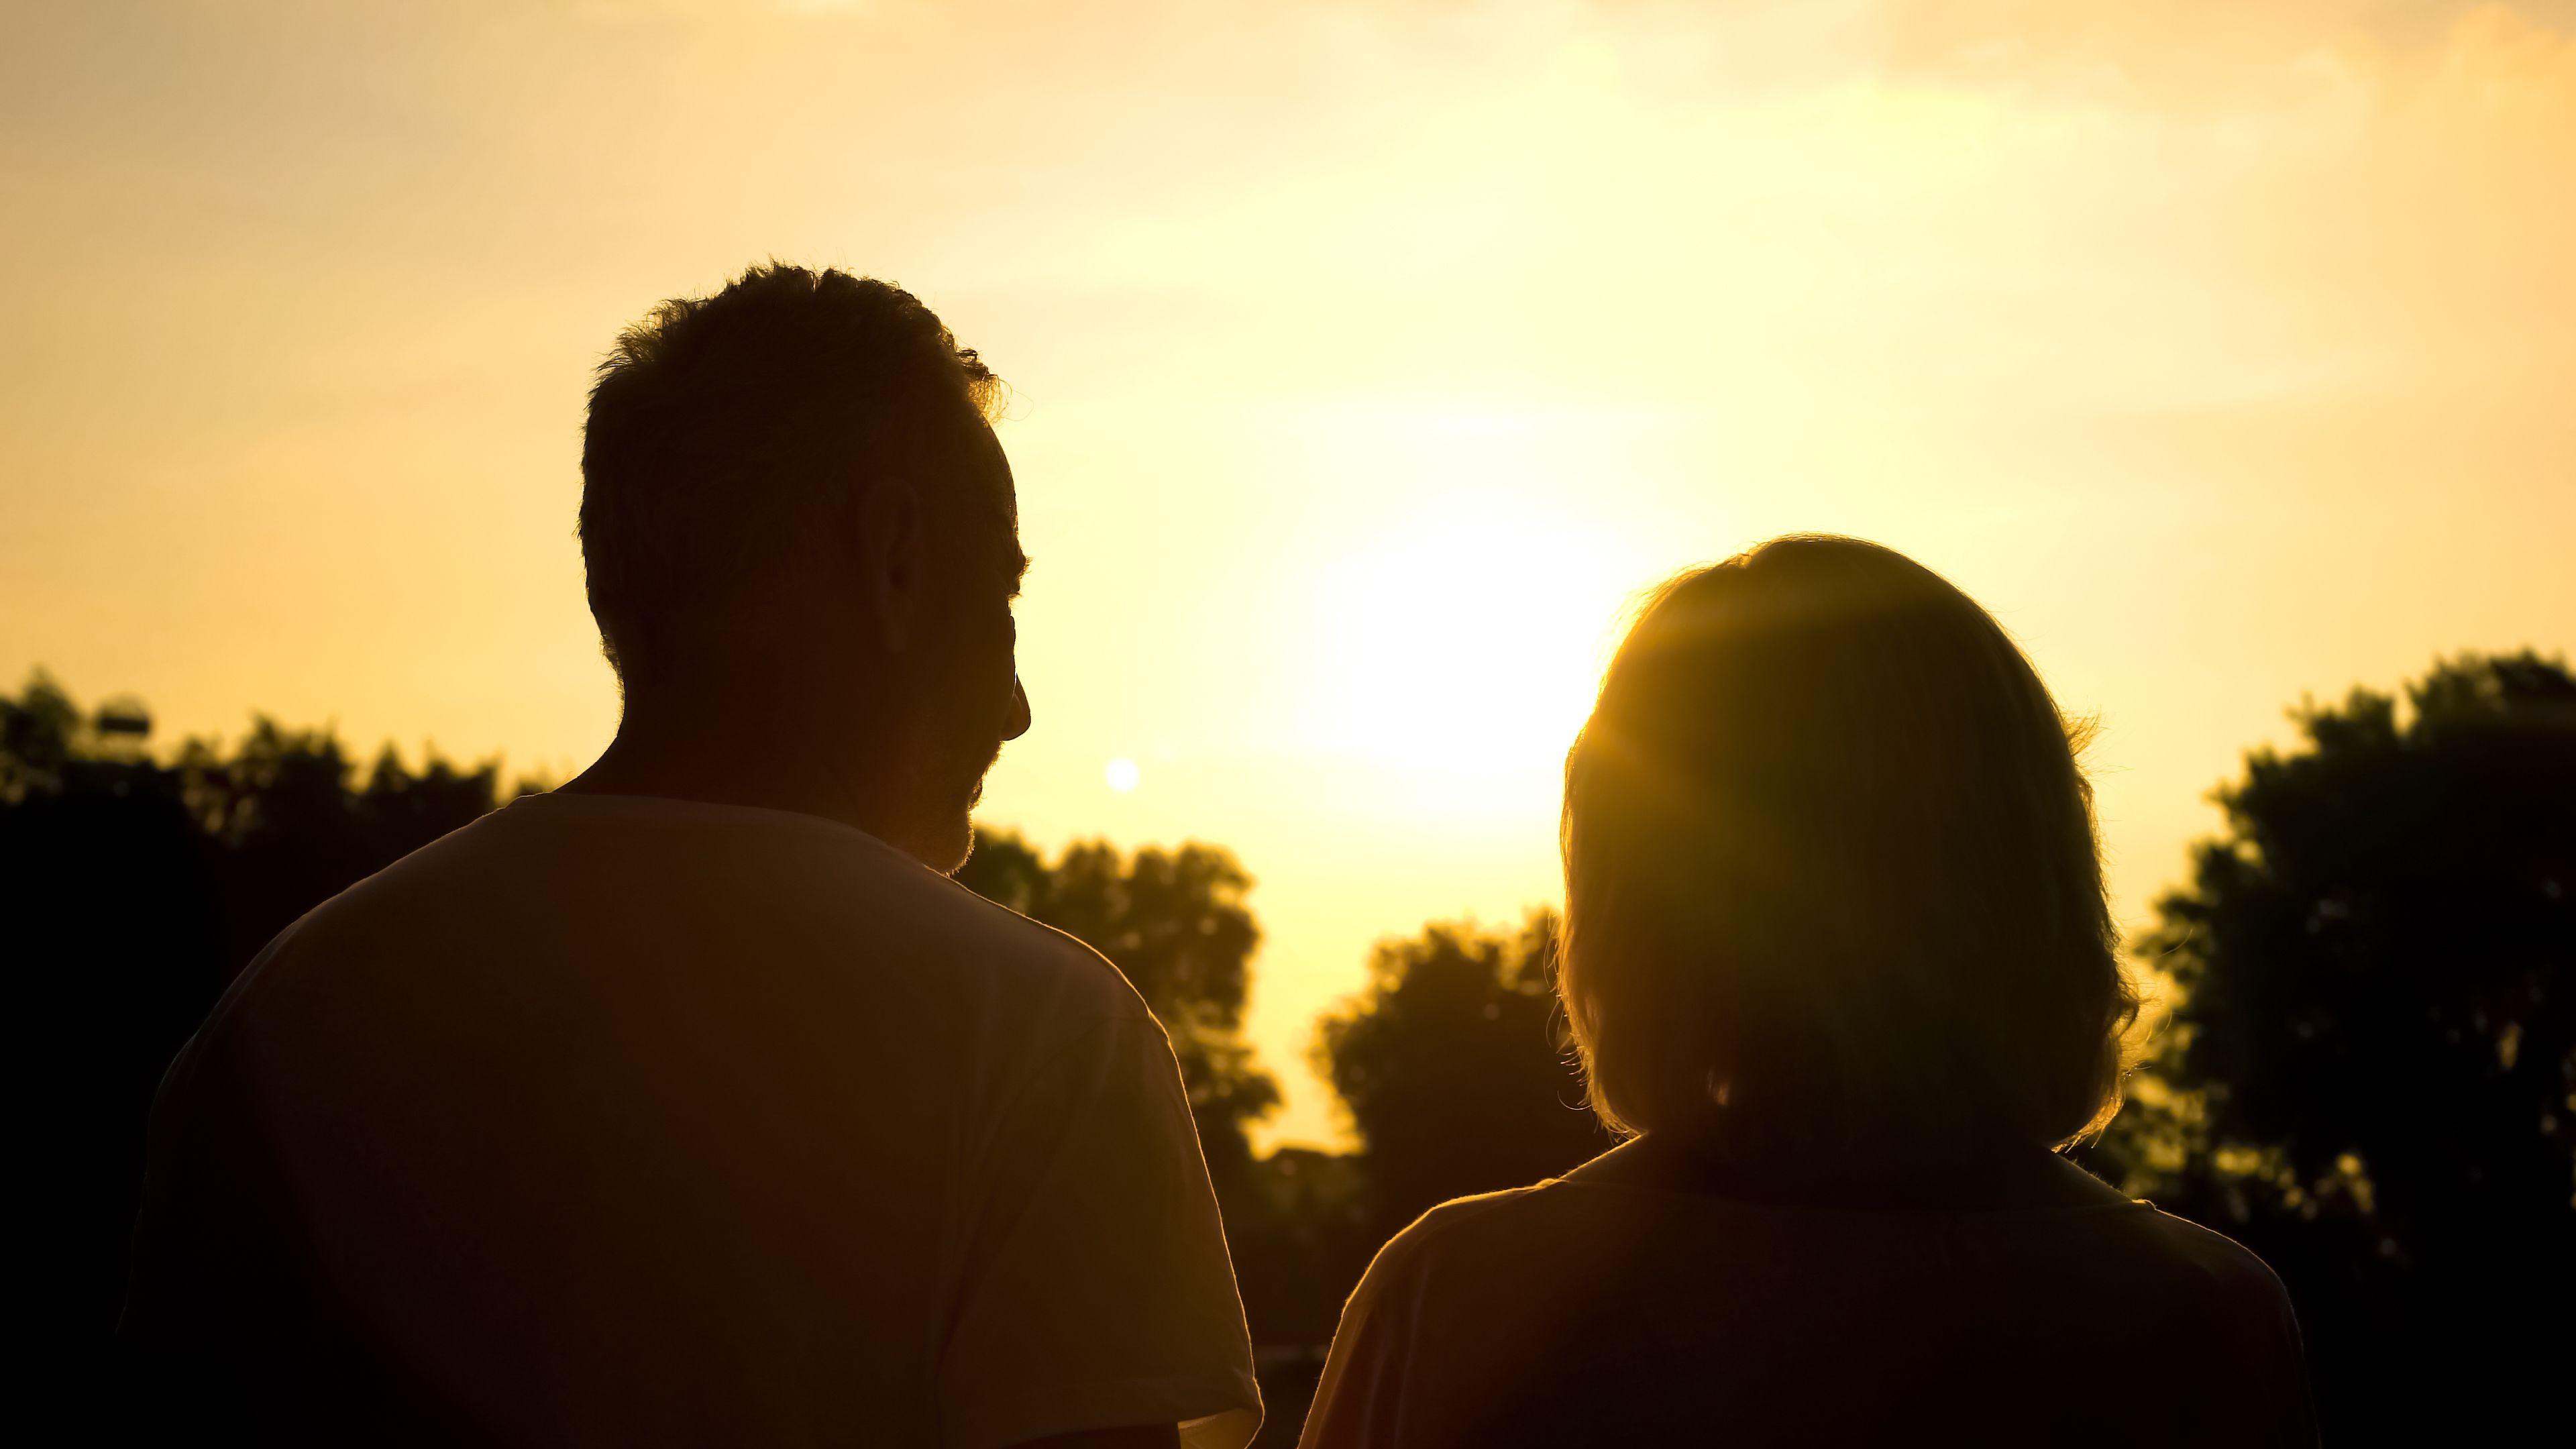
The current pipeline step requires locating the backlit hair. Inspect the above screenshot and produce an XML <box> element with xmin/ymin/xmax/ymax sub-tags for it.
<box><xmin>1559</xmin><ymin>535</ymin><xmax>2136</xmax><ymax>1173</ymax></box>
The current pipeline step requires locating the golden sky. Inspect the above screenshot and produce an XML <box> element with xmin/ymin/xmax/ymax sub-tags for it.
<box><xmin>6</xmin><ymin>1</ymin><xmax>2573</xmax><ymax>1146</ymax></box>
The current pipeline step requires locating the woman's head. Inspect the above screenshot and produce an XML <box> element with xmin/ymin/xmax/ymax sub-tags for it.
<box><xmin>1560</xmin><ymin>535</ymin><xmax>2135</xmax><ymax>1174</ymax></box>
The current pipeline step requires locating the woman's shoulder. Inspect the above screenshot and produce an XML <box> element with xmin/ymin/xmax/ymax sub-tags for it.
<box><xmin>1338</xmin><ymin>1177</ymin><xmax>1613</xmax><ymax>1315</ymax></box>
<box><xmin>1366</xmin><ymin>1185</ymin><xmax>1560</xmax><ymax>1274</ymax></box>
<box><xmin>2118</xmin><ymin>1203</ymin><xmax>2298</xmax><ymax>1309</ymax></box>
<box><xmin>1350</xmin><ymin>1148</ymin><xmax>2296</xmax><ymax>1318</ymax></box>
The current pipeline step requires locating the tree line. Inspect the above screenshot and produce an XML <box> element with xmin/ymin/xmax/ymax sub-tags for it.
<box><xmin>5</xmin><ymin>653</ymin><xmax>2572</xmax><ymax>1444</ymax></box>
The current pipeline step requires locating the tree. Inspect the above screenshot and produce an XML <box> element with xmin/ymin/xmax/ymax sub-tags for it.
<box><xmin>0</xmin><ymin>668</ymin><xmax>83</xmax><ymax>798</ymax></box>
<box><xmin>1314</xmin><ymin>912</ymin><xmax>1611</xmax><ymax>1240</ymax></box>
<box><xmin>1</xmin><ymin>672</ymin><xmax>503</xmax><ymax>1438</ymax></box>
<box><xmin>2086</xmin><ymin>651</ymin><xmax>2576</xmax><ymax>1442</ymax></box>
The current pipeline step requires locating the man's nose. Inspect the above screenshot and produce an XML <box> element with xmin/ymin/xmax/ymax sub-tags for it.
<box><xmin>1006</xmin><ymin>674</ymin><xmax>1032</xmax><ymax>741</ymax></box>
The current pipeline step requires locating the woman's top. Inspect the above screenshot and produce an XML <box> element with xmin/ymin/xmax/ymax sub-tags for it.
<box><xmin>1299</xmin><ymin>1137</ymin><xmax>2313</xmax><ymax>1448</ymax></box>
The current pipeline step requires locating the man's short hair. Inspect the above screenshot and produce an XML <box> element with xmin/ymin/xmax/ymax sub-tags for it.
<box><xmin>579</xmin><ymin>264</ymin><xmax>1004</xmax><ymax>684</ymax></box>
<box><xmin>1559</xmin><ymin>535</ymin><xmax>2138</xmax><ymax>1175</ymax></box>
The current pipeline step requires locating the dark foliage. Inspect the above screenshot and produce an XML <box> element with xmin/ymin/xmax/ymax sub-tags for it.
<box><xmin>1316</xmin><ymin>912</ymin><xmax>1613</xmax><ymax>1242</ymax></box>
<box><xmin>2</xmin><ymin>672</ymin><xmax>504</xmax><ymax>1438</ymax></box>
<box><xmin>2084</xmin><ymin>651</ymin><xmax>2576</xmax><ymax>1443</ymax></box>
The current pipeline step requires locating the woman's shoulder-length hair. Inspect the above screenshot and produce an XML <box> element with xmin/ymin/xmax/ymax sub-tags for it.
<box><xmin>1558</xmin><ymin>535</ymin><xmax>2137</xmax><ymax>1173</ymax></box>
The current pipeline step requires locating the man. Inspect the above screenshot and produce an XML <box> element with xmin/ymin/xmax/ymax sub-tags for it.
<box><xmin>123</xmin><ymin>265</ymin><xmax>1263</xmax><ymax>1448</ymax></box>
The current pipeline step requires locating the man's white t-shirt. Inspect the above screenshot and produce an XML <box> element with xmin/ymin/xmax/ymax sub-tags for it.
<box><xmin>125</xmin><ymin>792</ymin><xmax>1263</xmax><ymax>1448</ymax></box>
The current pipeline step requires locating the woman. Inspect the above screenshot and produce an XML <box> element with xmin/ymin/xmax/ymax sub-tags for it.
<box><xmin>1299</xmin><ymin>536</ymin><xmax>2312</xmax><ymax>1448</ymax></box>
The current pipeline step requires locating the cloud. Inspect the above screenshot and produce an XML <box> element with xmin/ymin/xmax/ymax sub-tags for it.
<box><xmin>1874</xmin><ymin>0</ymin><xmax>2576</xmax><ymax>107</ymax></box>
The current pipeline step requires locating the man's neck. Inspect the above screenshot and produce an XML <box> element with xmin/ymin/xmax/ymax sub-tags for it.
<box><xmin>559</xmin><ymin>701</ymin><xmax>904</xmax><ymax>847</ymax></box>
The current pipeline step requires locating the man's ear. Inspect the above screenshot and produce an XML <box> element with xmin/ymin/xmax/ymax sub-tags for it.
<box><xmin>856</xmin><ymin>478</ymin><xmax>926</xmax><ymax>653</ymax></box>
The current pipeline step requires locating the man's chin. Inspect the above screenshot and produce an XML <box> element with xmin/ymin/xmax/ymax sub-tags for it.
<box><xmin>926</xmin><ymin>814</ymin><xmax>977</xmax><ymax>877</ymax></box>
<box><xmin>911</xmin><ymin>770</ymin><xmax>989</xmax><ymax>876</ymax></box>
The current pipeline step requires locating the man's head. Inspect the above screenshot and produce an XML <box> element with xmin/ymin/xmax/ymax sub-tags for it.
<box><xmin>579</xmin><ymin>264</ymin><xmax>1029</xmax><ymax>871</ymax></box>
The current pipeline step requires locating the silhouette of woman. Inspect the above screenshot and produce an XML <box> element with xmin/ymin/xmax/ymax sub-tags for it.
<box><xmin>1299</xmin><ymin>535</ymin><xmax>2314</xmax><ymax>1448</ymax></box>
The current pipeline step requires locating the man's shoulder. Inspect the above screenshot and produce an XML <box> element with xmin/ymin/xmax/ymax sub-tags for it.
<box><xmin>265</xmin><ymin>796</ymin><xmax>1149</xmax><ymax>1022</ymax></box>
<box><xmin>211</xmin><ymin>810</ymin><xmax>503</xmax><ymax>990</ymax></box>
<box><xmin>906</xmin><ymin>869</ymin><xmax>1152</xmax><ymax>1017</ymax></box>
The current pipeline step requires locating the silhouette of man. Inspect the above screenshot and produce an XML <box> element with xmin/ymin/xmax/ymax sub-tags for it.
<box><xmin>123</xmin><ymin>265</ymin><xmax>1262</xmax><ymax>1448</ymax></box>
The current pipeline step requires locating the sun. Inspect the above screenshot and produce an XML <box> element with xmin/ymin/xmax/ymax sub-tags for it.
<box><xmin>1306</xmin><ymin>504</ymin><xmax>1642</xmax><ymax>774</ymax></box>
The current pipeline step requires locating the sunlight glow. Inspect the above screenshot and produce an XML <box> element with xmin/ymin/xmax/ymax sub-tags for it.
<box><xmin>1104</xmin><ymin>757</ymin><xmax>1141</xmax><ymax>793</ymax></box>
<box><xmin>1307</xmin><ymin>502</ymin><xmax>1640</xmax><ymax>775</ymax></box>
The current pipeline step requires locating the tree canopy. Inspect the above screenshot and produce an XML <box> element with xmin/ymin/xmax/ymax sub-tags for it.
<box><xmin>2088</xmin><ymin>651</ymin><xmax>2576</xmax><ymax>1440</ymax></box>
<box><xmin>2</xmin><ymin>672</ymin><xmax>508</xmax><ymax>1435</ymax></box>
<box><xmin>1315</xmin><ymin>912</ymin><xmax>1611</xmax><ymax>1237</ymax></box>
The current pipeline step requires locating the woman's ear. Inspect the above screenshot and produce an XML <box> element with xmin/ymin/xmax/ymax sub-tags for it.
<box><xmin>856</xmin><ymin>479</ymin><xmax>927</xmax><ymax>653</ymax></box>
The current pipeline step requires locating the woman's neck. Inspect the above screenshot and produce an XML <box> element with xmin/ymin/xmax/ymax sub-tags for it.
<box><xmin>1566</xmin><ymin>1132</ymin><xmax>2132</xmax><ymax>1211</ymax></box>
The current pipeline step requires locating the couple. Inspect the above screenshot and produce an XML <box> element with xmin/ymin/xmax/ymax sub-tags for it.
<box><xmin>124</xmin><ymin>266</ymin><xmax>2311</xmax><ymax>1447</ymax></box>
